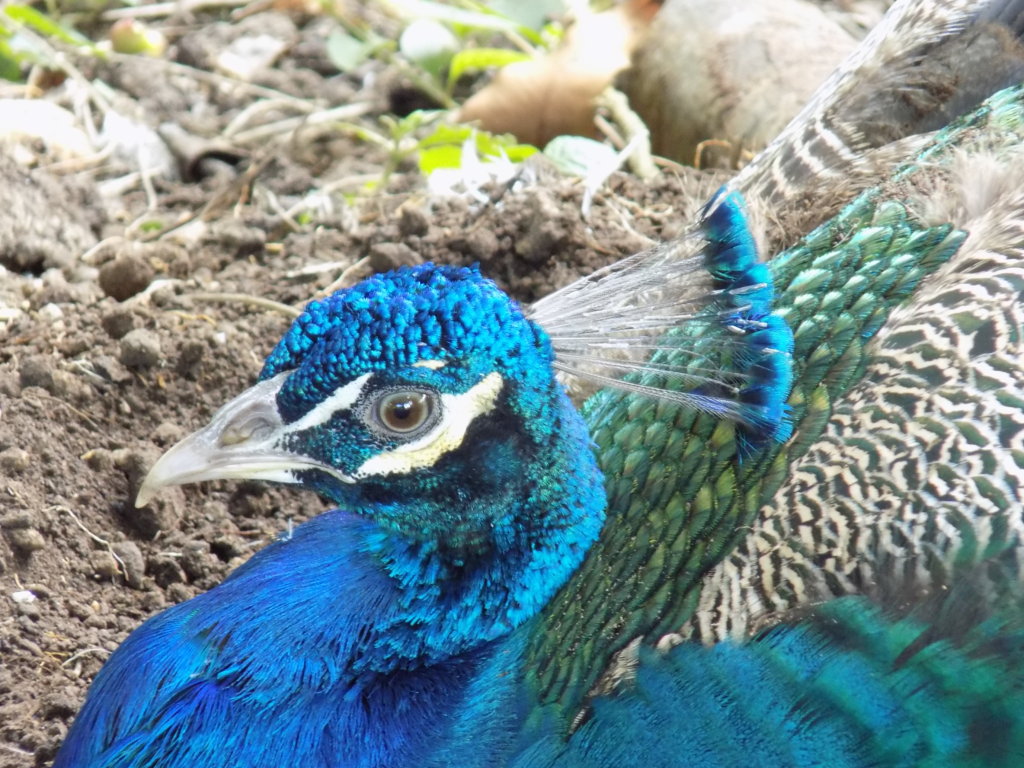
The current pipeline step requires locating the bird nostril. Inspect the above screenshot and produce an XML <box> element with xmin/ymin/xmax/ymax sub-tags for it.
<box><xmin>219</xmin><ymin>428</ymin><xmax>249</xmax><ymax>447</ymax></box>
<box><xmin>220</xmin><ymin>418</ymin><xmax>273</xmax><ymax>447</ymax></box>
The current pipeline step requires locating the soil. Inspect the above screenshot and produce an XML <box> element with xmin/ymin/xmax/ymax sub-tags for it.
<box><xmin>0</xmin><ymin>8</ymin><xmax>721</xmax><ymax>766</ymax></box>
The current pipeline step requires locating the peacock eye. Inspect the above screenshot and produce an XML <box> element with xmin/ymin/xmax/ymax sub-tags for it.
<box><xmin>374</xmin><ymin>391</ymin><xmax>436</xmax><ymax>435</ymax></box>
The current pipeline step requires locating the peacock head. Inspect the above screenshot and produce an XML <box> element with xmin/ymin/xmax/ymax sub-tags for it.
<box><xmin>135</xmin><ymin>264</ymin><xmax>589</xmax><ymax>542</ymax></box>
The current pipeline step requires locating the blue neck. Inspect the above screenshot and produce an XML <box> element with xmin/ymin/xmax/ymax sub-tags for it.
<box><xmin>274</xmin><ymin>373</ymin><xmax>609</xmax><ymax>672</ymax></box>
<box><xmin>61</xmin><ymin>386</ymin><xmax>606</xmax><ymax>767</ymax></box>
<box><xmin>328</xmin><ymin>387</ymin><xmax>606</xmax><ymax>672</ymax></box>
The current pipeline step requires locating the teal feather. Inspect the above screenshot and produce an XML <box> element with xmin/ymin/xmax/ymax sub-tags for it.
<box><xmin>523</xmin><ymin>594</ymin><xmax>1024</xmax><ymax>767</ymax></box>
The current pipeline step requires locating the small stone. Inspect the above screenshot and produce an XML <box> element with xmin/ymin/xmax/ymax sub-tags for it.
<box><xmin>0</xmin><ymin>511</ymin><xmax>32</xmax><ymax>529</ymax></box>
<box><xmin>38</xmin><ymin>302</ymin><xmax>64</xmax><ymax>321</ymax></box>
<box><xmin>6</xmin><ymin>527</ymin><xmax>45</xmax><ymax>555</ymax></box>
<box><xmin>180</xmin><ymin>540</ymin><xmax>211</xmax><ymax>581</ymax></box>
<box><xmin>515</xmin><ymin>188</ymin><xmax>568</xmax><ymax>265</ymax></box>
<box><xmin>111</xmin><ymin>541</ymin><xmax>146</xmax><ymax>589</ymax></box>
<box><xmin>130</xmin><ymin>491</ymin><xmax>180</xmax><ymax>537</ymax></box>
<box><xmin>98</xmin><ymin>253</ymin><xmax>155</xmax><ymax>301</ymax></box>
<box><xmin>101</xmin><ymin>307</ymin><xmax>136</xmax><ymax>339</ymax></box>
<box><xmin>166</xmin><ymin>583</ymin><xmax>192</xmax><ymax>603</ymax></box>
<box><xmin>153</xmin><ymin>421</ymin><xmax>185</xmax><ymax>445</ymax></box>
<box><xmin>460</xmin><ymin>228</ymin><xmax>499</xmax><ymax>261</ymax></box>
<box><xmin>0</xmin><ymin>447</ymin><xmax>30</xmax><ymax>473</ymax></box>
<box><xmin>48</xmin><ymin>370</ymin><xmax>82</xmax><ymax>399</ymax></box>
<box><xmin>0</xmin><ymin>373</ymin><xmax>21</xmax><ymax>397</ymax></box>
<box><xmin>91</xmin><ymin>354</ymin><xmax>133</xmax><ymax>384</ymax></box>
<box><xmin>83</xmin><ymin>448</ymin><xmax>115</xmax><ymax>472</ymax></box>
<box><xmin>139</xmin><ymin>589</ymin><xmax>168</xmax><ymax>612</ymax></box>
<box><xmin>22</xmin><ymin>582</ymin><xmax>51</xmax><ymax>599</ymax></box>
<box><xmin>19</xmin><ymin>356</ymin><xmax>55</xmax><ymax>390</ymax></box>
<box><xmin>210</xmin><ymin>536</ymin><xmax>244</xmax><ymax>562</ymax></box>
<box><xmin>119</xmin><ymin>328</ymin><xmax>162</xmax><ymax>369</ymax></box>
<box><xmin>116</xmin><ymin>448</ymin><xmax>155</xmax><ymax>485</ymax></box>
<box><xmin>162</xmin><ymin>246</ymin><xmax>192</xmax><ymax>278</ymax></box>
<box><xmin>58</xmin><ymin>334</ymin><xmax>91</xmax><ymax>358</ymax></box>
<box><xmin>89</xmin><ymin>551</ymin><xmax>121</xmax><ymax>580</ymax></box>
<box><xmin>40</xmin><ymin>692</ymin><xmax>78</xmax><ymax>720</ymax></box>
<box><xmin>148</xmin><ymin>555</ymin><xmax>185</xmax><ymax>588</ymax></box>
<box><xmin>369</xmin><ymin>242</ymin><xmax>421</xmax><ymax>273</ymax></box>
<box><xmin>176</xmin><ymin>339</ymin><xmax>206</xmax><ymax>378</ymax></box>
<box><xmin>84</xmin><ymin>613</ymin><xmax>108</xmax><ymax>628</ymax></box>
<box><xmin>397</xmin><ymin>203</ymin><xmax>430</xmax><ymax>237</ymax></box>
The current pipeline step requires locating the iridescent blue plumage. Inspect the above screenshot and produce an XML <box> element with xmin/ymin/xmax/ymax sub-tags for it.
<box><xmin>55</xmin><ymin>264</ymin><xmax>607</xmax><ymax>767</ymax></box>
<box><xmin>702</xmin><ymin>189</ymin><xmax>794</xmax><ymax>450</ymax></box>
<box><xmin>54</xmin><ymin>1</ymin><xmax>1024</xmax><ymax>765</ymax></box>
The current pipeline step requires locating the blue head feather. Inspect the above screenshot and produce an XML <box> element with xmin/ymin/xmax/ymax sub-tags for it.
<box><xmin>56</xmin><ymin>263</ymin><xmax>607</xmax><ymax>768</ymax></box>
<box><xmin>263</xmin><ymin>264</ymin><xmax>546</xmax><ymax>420</ymax></box>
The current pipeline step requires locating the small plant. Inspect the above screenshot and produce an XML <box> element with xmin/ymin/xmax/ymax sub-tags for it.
<box><xmin>0</xmin><ymin>3</ymin><xmax>101</xmax><ymax>82</ymax></box>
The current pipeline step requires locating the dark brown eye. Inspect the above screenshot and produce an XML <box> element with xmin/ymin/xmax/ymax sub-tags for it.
<box><xmin>376</xmin><ymin>391</ymin><xmax>433</xmax><ymax>434</ymax></box>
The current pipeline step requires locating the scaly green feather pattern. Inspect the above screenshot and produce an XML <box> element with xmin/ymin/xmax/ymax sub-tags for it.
<box><xmin>525</xmin><ymin>82</ymin><xmax>1024</xmax><ymax>723</ymax></box>
<box><xmin>685</xmin><ymin>83</ymin><xmax>1024</xmax><ymax>642</ymax></box>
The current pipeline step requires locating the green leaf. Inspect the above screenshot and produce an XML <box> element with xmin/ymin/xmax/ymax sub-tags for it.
<box><xmin>325</xmin><ymin>28</ymin><xmax>378</xmax><ymax>73</ymax></box>
<box><xmin>399</xmin><ymin>18</ymin><xmax>457</xmax><ymax>77</ymax></box>
<box><xmin>486</xmin><ymin>0</ymin><xmax>565</xmax><ymax>30</ymax></box>
<box><xmin>418</xmin><ymin>143</ymin><xmax>464</xmax><ymax>173</ymax></box>
<box><xmin>447</xmin><ymin>47</ymin><xmax>529</xmax><ymax>87</ymax></box>
<box><xmin>503</xmin><ymin>143</ymin><xmax>539</xmax><ymax>163</ymax></box>
<box><xmin>3</xmin><ymin>5</ymin><xmax>94</xmax><ymax>49</ymax></box>
<box><xmin>543</xmin><ymin>135</ymin><xmax>618</xmax><ymax>177</ymax></box>
<box><xmin>417</xmin><ymin>122</ymin><xmax>474</xmax><ymax>149</ymax></box>
<box><xmin>416</xmin><ymin>121</ymin><xmax>537</xmax><ymax>174</ymax></box>
<box><xmin>382</xmin><ymin>0</ymin><xmax>543</xmax><ymax>44</ymax></box>
<box><xmin>0</xmin><ymin>40</ymin><xmax>22</xmax><ymax>82</ymax></box>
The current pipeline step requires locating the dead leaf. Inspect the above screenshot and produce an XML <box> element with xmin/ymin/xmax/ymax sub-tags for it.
<box><xmin>456</xmin><ymin>0</ymin><xmax>660</xmax><ymax>147</ymax></box>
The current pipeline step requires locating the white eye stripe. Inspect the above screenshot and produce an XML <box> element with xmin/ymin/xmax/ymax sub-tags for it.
<box><xmin>281</xmin><ymin>373</ymin><xmax>373</xmax><ymax>436</ymax></box>
<box><xmin>355</xmin><ymin>372</ymin><xmax>503</xmax><ymax>479</ymax></box>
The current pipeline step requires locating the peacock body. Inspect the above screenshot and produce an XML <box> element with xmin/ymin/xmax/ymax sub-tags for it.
<box><xmin>54</xmin><ymin>0</ymin><xmax>1024</xmax><ymax>765</ymax></box>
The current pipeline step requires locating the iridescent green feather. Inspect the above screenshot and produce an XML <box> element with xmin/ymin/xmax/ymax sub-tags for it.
<box><xmin>526</xmin><ymin>81</ymin><xmax>1024</xmax><ymax>724</ymax></box>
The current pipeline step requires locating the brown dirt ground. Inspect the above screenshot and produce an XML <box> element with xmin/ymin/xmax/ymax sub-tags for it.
<box><xmin>0</xmin><ymin>8</ymin><xmax>723</xmax><ymax>766</ymax></box>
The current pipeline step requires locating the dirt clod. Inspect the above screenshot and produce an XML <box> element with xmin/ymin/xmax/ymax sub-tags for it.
<box><xmin>18</xmin><ymin>356</ymin><xmax>56</xmax><ymax>391</ymax></box>
<box><xmin>98</xmin><ymin>254</ymin><xmax>156</xmax><ymax>301</ymax></box>
<box><xmin>0</xmin><ymin>447</ymin><xmax>30</xmax><ymax>473</ymax></box>
<box><xmin>176</xmin><ymin>339</ymin><xmax>206</xmax><ymax>379</ymax></box>
<box><xmin>101</xmin><ymin>308</ymin><xmax>137</xmax><ymax>339</ymax></box>
<box><xmin>398</xmin><ymin>203</ymin><xmax>430</xmax><ymax>237</ymax></box>
<box><xmin>119</xmin><ymin>329</ymin><xmax>162</xmax><ymax>369</ymax></box>
<box><xmin>148</xmin><ymin>555</ymin><xmax>186</xmax><ymax>588</ymax></box>
<box><xmin>369</xmin><ymin>242</ymin><xmax>422</xmax><ymax>272</ymax></box>
<box><xmin>6</xmin><ymin>528</ymin><xmax>45</xmax><ymax>555</ymax></box>
<box><xmin>112</xmin><ymin>541</ymin><xmax>147</xmax><ymax>590</ymax></box>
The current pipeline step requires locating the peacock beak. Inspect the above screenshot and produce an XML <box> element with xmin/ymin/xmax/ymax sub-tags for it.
<box><xmin>135</xmin><ymin>372</ymin><xmax>353</xmax><ymax>508</ymax></box>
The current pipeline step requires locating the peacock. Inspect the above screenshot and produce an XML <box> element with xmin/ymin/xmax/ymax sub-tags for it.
<box><xmin>53</xmin><ymin>0</ymin><xmax>1024</xmax><ymax>765</ymax></box>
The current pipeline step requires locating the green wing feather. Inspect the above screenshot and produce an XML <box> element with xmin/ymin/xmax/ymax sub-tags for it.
<box><xmin>526</xmin><ymin>81</ymin><xmax>1024</xmax><ymax>727</ymax></box>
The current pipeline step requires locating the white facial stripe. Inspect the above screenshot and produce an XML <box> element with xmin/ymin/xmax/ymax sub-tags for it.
<box><xmin>356</xmin><ymin>372</ymin><xmax>503</xmax><ymax>478</ymax></box>
<box><xmin>281</xmin><ymin>373</ymin><xmax>372</xmax><ymax>436</ymax></box>
<box><xmin>413</xmin><ymin>359</ymin><xmax>446</xmax><ymax>369</ymax></box>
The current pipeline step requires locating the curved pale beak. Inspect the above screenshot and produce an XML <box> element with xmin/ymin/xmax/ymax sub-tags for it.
<box><xmin>135</xmin><ymin>372</ymin><xmax>351</xmax><ymax>508</ymax></box>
